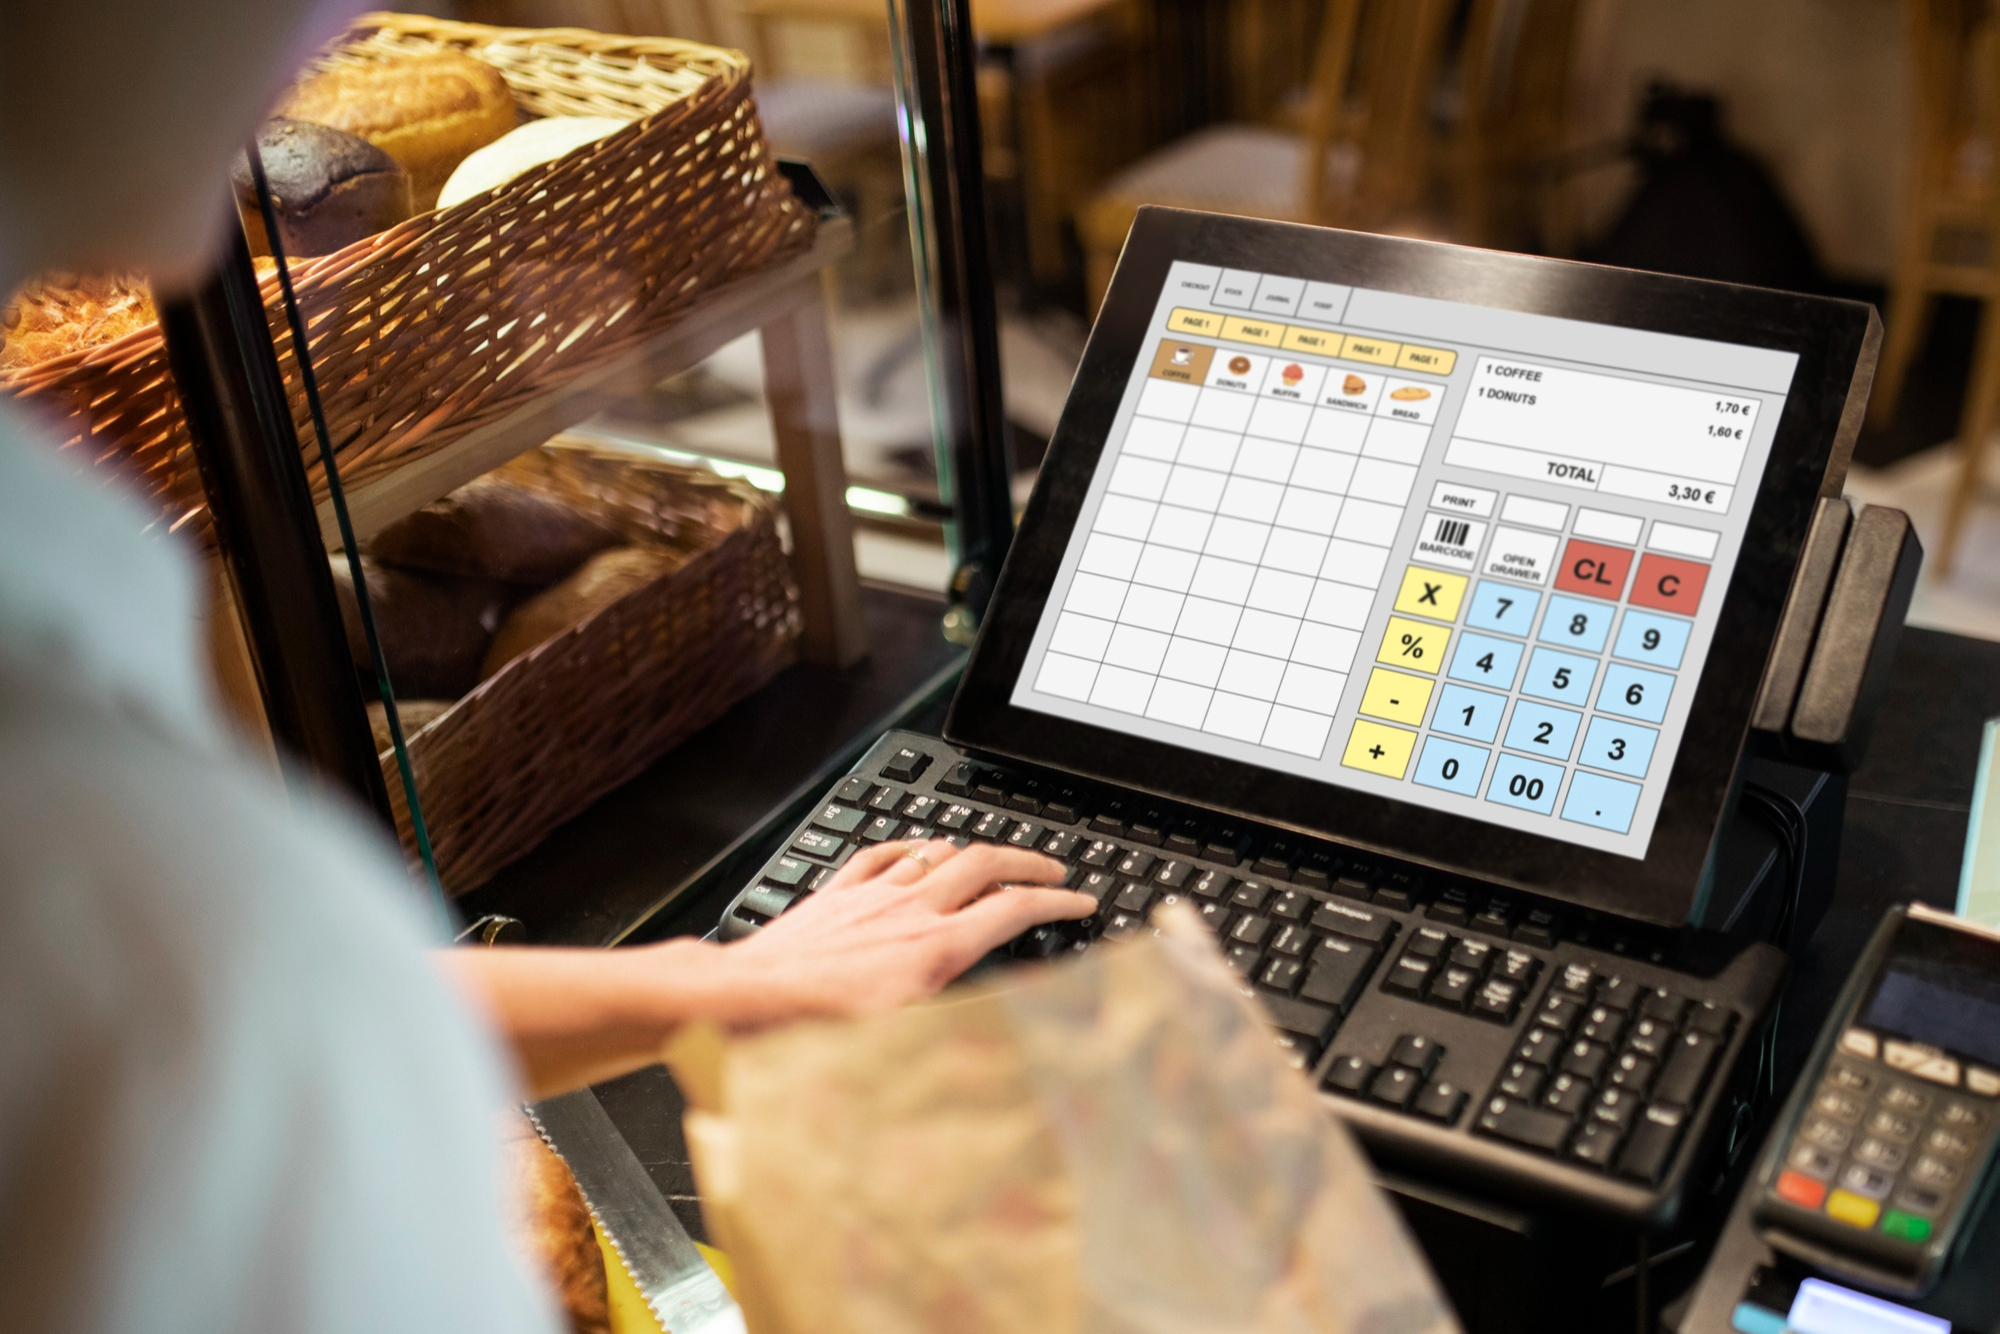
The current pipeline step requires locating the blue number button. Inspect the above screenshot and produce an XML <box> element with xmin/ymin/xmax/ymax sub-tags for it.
<box><xmin>1520</xmin><ymin>647</ymin><xmax>1597</xmax><ymax>706</ymax></box>
<box><xmin>1561</xmin><ymin>771</ymin><xmax>1643</xmax><ymax>834</ymax></box>
<box><xmin>1413</xmin><ymin>737</ymin><xmax>1491</xmax><ymax>797</ymax></box>
<box><xmin>1465</xmin><ymin>581</ymin><xmax>1541</xmax><ymax>637</ymax></box>
<box><xmin>1596</xmin><ymin>662</ymin><xmax>1673</xmax><ymax>723</ymax></box>
<box><xmin>1486</xmin><ymin>752</ymin><xmax>1563</xmax><ymax>815</ymax></box>
<box><xmin>1580</xmin><ymin>717</ymin><xmax>1657</xmax><ymax>778</ymax></box>
<box><xmin>1448</xmin><ymin>632</ymin><xmax>1525</xmax><ymax>689</ymax></box>
<box><xmin>1431</xmin><ymin>683</ymin><xmax>1505</xmax><ymax>744</ymax></box>
<box><xmin>1537</xmin><ymin>592</ymin><xmax>1613</xmax><ymax>653</ymax></box>
<box><xmin>1612</xmin><ymin>609</ymin><xmax>1690</xmax><ymax>669</ymax></box>
<box><xmin>1504</xmin><ymin>699</ymin><xmax>1582</xmax><ymax>761</ymax></box>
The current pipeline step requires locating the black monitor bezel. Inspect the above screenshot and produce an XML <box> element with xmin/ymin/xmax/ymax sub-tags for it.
<box><xmin>946</xmin><ymin>207</ymin><xmax>1876</xmax><ymax>926</ymax></box>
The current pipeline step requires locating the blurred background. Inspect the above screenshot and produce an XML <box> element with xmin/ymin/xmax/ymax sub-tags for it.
<box><xmin>438</xmin><ymin>0</ymin><xmax>2000</xmax><ymax>639</ymax></box>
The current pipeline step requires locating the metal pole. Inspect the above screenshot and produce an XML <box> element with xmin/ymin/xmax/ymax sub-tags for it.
<box><xmin>158</xmin><ymin>224</ymin><xmax>395</xmax><ymax>823</ymax></box>
<box><xmin>887</xmin><ymin>0</ymin><xmax>1015</xmax><ymax>635</ymax></box>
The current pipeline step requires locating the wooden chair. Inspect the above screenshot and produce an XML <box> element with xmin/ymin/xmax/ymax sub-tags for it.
<box><xmin>1453</xmin><ymin>0</ymin><xmax>1592</xmax><ymax>253</ymax></box>
<box><xmin>1872</xmin><ymin>0</ymin><xmax>2000</xmax><ymax>574</ymax></box>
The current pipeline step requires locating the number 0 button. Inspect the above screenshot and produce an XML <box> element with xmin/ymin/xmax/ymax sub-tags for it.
<box><xmin>1414</xmin><ymin>737</ymin><xmax>1490</xmax><ymax>797</ymax></box>
<box><xmin>1596</xmin><ymin>663</ymin><xmax>1673</xmax><ymax>723</ymax></box>
<box><xmin>1486</xmin><ymin>753</ymin><xmax>1562</xmax><ymax>815</ymax></box>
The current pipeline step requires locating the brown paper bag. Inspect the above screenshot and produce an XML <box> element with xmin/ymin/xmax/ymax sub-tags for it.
<box><xmin>666</xmin><ymin>906</ymin><xmax>1461</xmax><ymax>1334</ymax></box>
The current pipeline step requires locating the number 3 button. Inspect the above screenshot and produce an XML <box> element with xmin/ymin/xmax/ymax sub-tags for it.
<box><xmin>1595</xmin><ymin>663</ymin><xmax>1673</xmax><ymax>723</ymax></box>
<box><xmin>1581</xmin><ymin>717</ymin><xmax>1658</xmax><ymax>778</ymax></box>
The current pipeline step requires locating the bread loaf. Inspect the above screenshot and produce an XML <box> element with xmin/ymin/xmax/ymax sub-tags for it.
<box><xmin>1</xmin><ymin>273</ymin><xmax>155</xmax><ymax>371</ymax></box>
<box><xmin>329</xmin><ymin>555</ymin><xmax>516</xmax><ymax>698</ymax></box>
<box><xmin>368</xmin><ymin>473</ymin><xmax>619</xmax><ymax>586</ymax></box>
<box><xmin>234</xmin><ymin>118</ymin><xmax>412</xmax><ymax>258</ymax></box>
<box><xmin>481</xmin><ymin>546</ymin><xmax>687</xmax><ymax>679</ymax></box>
<box><xmin>279</xmin><ymin>50</ymin><xmax>517</xmax><ymax>210</ymax></box>
<box><xmin>436</xmin><ymin>115</ymin><xmax>630</xmax><ymax>209</ymax></box>
<box><xmin>501</xmin><ymin>1113</ymin><xmax>611</xmax><ymax>1334</ymax></box>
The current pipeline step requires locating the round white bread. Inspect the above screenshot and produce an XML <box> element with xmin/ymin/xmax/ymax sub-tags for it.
<box><xmin>437</xmin><ymin>116</ymin><xmax>630</xmax><ymax>210</ymax></box>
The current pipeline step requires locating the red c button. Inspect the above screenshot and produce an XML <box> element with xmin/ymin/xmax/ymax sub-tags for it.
<box><xmin>1554</xmin><ymin>539</ymin><xmax>1633</xmax><ymax>601</ymax></box>
<box><xmin>1630</xmin><ymin>554</ymin><xmax>1709</xmax><ymax>614</ymax></box>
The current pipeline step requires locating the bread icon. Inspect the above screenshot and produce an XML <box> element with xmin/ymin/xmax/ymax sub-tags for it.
<box><xmin>1391</xmin><ymin>386</ymin><xmax>1432</xmax><ymax>401</ymax></box>
<box><xmin>1343</xmin><ymin>374</ymin><xmax>1367</xmax><ymax>395</ymax></box>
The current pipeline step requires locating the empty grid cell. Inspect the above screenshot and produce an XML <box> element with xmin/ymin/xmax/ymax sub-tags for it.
<box><xmin>1176</xmin><ymin>595</ymin><xmax>1244</xmax><ymax>645</ymax></box>
<box><xmin>1234</xmin><ymin>608</ymin><xmax>1302</xmax><ymax>658</ymax></box>
<box><xmin>1136</xmin><ymin>378</ymin><xmax>1198</xmax><ymax>421</ymax></box>
<box><xmin>1247</xmin><ymin>567</ymin><xmax>1314</xmax><ymax>616</ymax></box>
<box><xmin>1414</xmin><ymin>736</ymin><xmax>1490</xmax><ymax>797</ymax></box>
<box><xmin>1349</xmin><ymin>458</ymin><xmax>1418</xmax><ymax>506</ymax></box>
<box><xmin>1218</xmin><ymin>649</ymin><xmax>1285</xmax><ymax>699</ymax></box>
<box><xmin>1204</xmin><ymin>692</ymin><xmax>1272</xmax><ymax>741</ymax></box>
<box><xmin>1504</xmin><ymin>699</ymin><xmax>1582</xmax><ymax>761</ymax></box>
<box><xmin>1148</xmin><ymin>505</ymin><xmax>1213</xmax><ymax>551</ymax></box>
<box><xmin>1089</xmin><ymin>663</ymin><xmax>1157</xmax><ymax>715</ymax></box>
<box><xmin>1290</xmin><ymin>449</ymin><xmax>1356</xmax><ymax>494</ymax></box>
<box><xmin>1362</xmin><ymin>417</ymin><xmax>1430</xmax><ymax>464</ymax></box>
<box><xmin>1432</xmin><ymin>682</ymin><xmax>1505</xmax><ymax>743</ymax></box>
<box><xmin>1292</xmin><ymin>622</ymin><xmax>1361</xmax><ymax>672</ymax></box>
<box><xmin>1109</xmin><ymin>455</ymin><xmax>1170</xmax><ymax>500</ymax></box>
<box><xmin>1262</xmin><ymin>704</ymin><xmax>1334</xmax><ymax>757</ymax></box>
<box><xmin>1486</xmin><ymin>753</ymin><xmax>1562</xmax><ymax>815</ymax></box>
<box><xmin>1612</xmin><ymin>608</ymin><xmax>1691</xmax><ymax>669</ymax></box>
<box><xmin>1191</xmin><ymin>555</ymin><xmax>1256</xmax><ymax>603</ymax></box>
<box><xmin>1050</xmin><ymin>611</ymin><xmax>1113</xmax><ymax>660</ymax></box>
<box><xmin>1160</xmin><ymin>636</ymin><xmax>1227</xmax><ymax>686</ymax></box>
<box><xmin>1305</xmin><ymin>579</ymin><xmax>1374</xmax><ymax>628</ymax></box>
<box><xmin>1235</xmin><ymin>438</ymin><xmax>1301</xmax><ymax>482</ymax></box>
<box><xmin>1246</xmin><ymin>398</ymin><xmax>1312</xmax><ymax>443</ymax></box>
<box><xmin>1303</xmin><ymin>408</ymin><xmax>1370</xmax><ymax>453</ymax></box>
<box><xmin>1104</xmin><ymin>623</ymin><xmax>1170</xmax><ymax>673</ymax></box>
<box><xmin>1118</xmin><ymin>584</ymin><xmax>1187</xmax><ymax>633</ymax></box>
<box><xmin>1065</xmin><ymin>571</ymin><xmax>1129</xmax><ymax>620</ymax></box>
<box><xmin>1537</xmin><ymin>592</ymin><xmax>1614</xmax><ymax>653</ymax></box>
<box><xmin>1191</xmin><ymin>388</ymin><xmax>1256</xmax><ymax>433</ymax></box>
<box><xmin>1036</xmin><ymin>652</ymin><xmax>1099</xmax><ymax>701</ymax></box>
<box><xmin>1465</xmin><ymin>580</ymin><xmax>1540</xmax><ymax>635</ymax></box>
<box><xmin>1145</xmin><ymin>678</ymin><xmax>1215</xmax><ymax>729</ymax></box>
<box><xmin>1262</xmin><ymin>528</ymin><xmax>1329</xmax><ymax>574</ymax></box>
<box><xmin>1205</xmin><ymin>515</ymin><xmax>1273</xmax><ymax>564</ymax></box>
<box><xmin>1177</xmin><ymin>426</ymin><xmax>1241</xmax><ymax>472</ymax></box>
<box><xmin>1447</xmin><ymin>631</ymin><xmax>1524</xmax><ymax>689</ymax></box>
<box><xmin>1274</xmin><ymin>487</ymin><xmax>1343</xmax><ymax>534</ymax></box>
<box><xmin>1078</xmin><ymin>531</ymin><xmax>1142</xmax><ymax>580</ymax></box>
<box><xmin>1519</xmin><ymin>646</ymin><xmax>1597</xmax><ymax>706</ymax></box>
<box><xmin>1094</xmin><ymin>494</ymin><xmax>1157</xmax><ymax>540</ymax></box>
<box><xmin>1163</xmin><ymin>464</ymin><xmax>1226</xmax><ymax>511</ymax></box>
<box><xmin>1321</xmin><ymin>538</ymin><xmax>1390</xmax><ymax>587</ymax></box>
<box><xmin>1220</xmin><ymin>475</ymin><xmax>1285</xmax><ymax>522</ymax></box>
<box><xmin>1123</xmin><ymin>416</ymin><xmax>1186</xmax><ymax>461</ymax></box>
<box><xmin>1132</xmin><ymin>543</ymin><xmax>1199</xmax><ymax>591</ymax></box>
<box><xmin>1595</xmin><ymin>662</ymin><xmax>1674</xmax><ymax>723</ymax></box>
<box><xmin>1562</xmin><ymin>770</ymin><xmax>1643</xmax><ymax>834</ymax></box>
<box><xmin>1579</xmin><ymin>716</ymin><xmax>1658</xmax><ymax>777</ymax></box>
<box><xmin>1335</xmin><ymin>497</ymin><xmax>1404</xmax><ymax>546</ymax></box>
<box><xmin>1276</xmin><ymin>662</ymin><xmax>1347</xmax><ymax>713</ymax></box>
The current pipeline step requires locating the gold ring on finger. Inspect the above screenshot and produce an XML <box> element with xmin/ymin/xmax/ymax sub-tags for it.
<box><xmin>900</xmin><ymin>846</ymin><xmax>934</xmax><ymax>874</ymax></box>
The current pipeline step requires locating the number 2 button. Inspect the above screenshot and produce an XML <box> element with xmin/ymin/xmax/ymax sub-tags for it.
<box><xmin>1595</xmin><ymin>663</ymin><xmax>1673</xmax><ymax>724</ymax></box>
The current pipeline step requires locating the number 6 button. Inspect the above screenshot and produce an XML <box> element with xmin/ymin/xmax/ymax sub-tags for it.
<box><xmin>1596</xmin><ymin>663</ymin><xmax>1673</xmax><ymax>724</ymax></box>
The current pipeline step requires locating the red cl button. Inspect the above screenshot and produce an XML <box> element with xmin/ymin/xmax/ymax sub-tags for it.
<box><xmin>1630</xmin><ymin>554</ymin><xmax>1710</xmax><ymax>613</ymax></box>
<box><xmin>1554</xmin><ymin>539</ymin><xmax>1633</xmax><ymax>601</ymax></box>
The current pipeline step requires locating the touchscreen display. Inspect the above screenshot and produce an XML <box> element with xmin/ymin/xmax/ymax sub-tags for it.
<box><xmin>1008</xmin><ymin>261</ymin><xmax>1799</xmax><ymax>858</ymax></box>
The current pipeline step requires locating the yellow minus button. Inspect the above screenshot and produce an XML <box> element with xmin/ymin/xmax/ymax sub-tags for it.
<box><xmin>1825</xmin><ymin>1191</ymin><xmax>1880</xmax><ymax>1230</ymax></box>
<box><xmin>1342</xmin><ymin>719</ymin><xmax>1417</xmax><ymax>778</ymax></box>
<box><xmin>1341</xmin><ymin>336</ymin><xmax>1401</xmax><ymax>366</ymax></box>
<box><xmin>1359</xmin><ymin>668</ymin><xmax>1435</xmax><ymax>726</ymax></box>
<box><xmin>1167</xmin><ymin>307</ymin><xmax>1224</xmax><ymax>336</ymax></box>
<box><xmin>1282</xmin><ymin>326</ymin><xmax>1344</xmax><ymax>356</ymax></box>
<box><xmin>1220</xmin><ymin>315</ymin><xmax>1286</xmax><ymax>347</ymax></box>
<box><xmin>1395</xmin><ymin>344</ymin><xmax>1458</xmax><ymax>375</ymax></box>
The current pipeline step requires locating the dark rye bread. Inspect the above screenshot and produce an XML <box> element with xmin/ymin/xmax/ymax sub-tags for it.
<box><xmin>233</xmin><ymin>118</ymin><xmax>412</xmax><ymax>258</ymax></box>
<box><xmin>368</xmin><ymin>473</ymin><xmax>620</xmax><ymax>586</ymax></box>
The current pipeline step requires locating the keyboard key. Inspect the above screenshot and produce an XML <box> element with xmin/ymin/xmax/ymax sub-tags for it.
<box><xmin>1687</xmin><ymin>1001</ymin><xmax>1735</xmax><ymax>1038</ymax></box>
<box><xmin>1556</xmin><ymin>962</ymin><xmax>1595</xmax><ymax>998</ymax></box>
<box><xmin>1429</xmin><ymin>966</ymin><xmax>1479</xmax><ymax>1011</ymax></box>
<box><xmin>1595</xmin><ymin>975</ymin><xmax>1640</xmax><ymax>1010</ymax></box>
<box><xmin>1497</xmin><ymin>951</ymin><xmax>1540</xmax><ymax>986</ymax></box>
<box><xmin>1007</xmin><ymin>821</ymin><xmax>1049</xmax><ymax>848</ymax></box>
<box><xmin>1204</xmin><ymin>831</ymin><xmax>1246</xmax><ymax>865</ymax></box>
<box><xmin>1571</xmin><ymin>1121</ymin><xmax>1624</xmax><ymax>1171</ymax></box>
<box><xmin>1269</xmin><ymin>889</ymin><xmax>1311</xmax><ymax>921</ymax></box>
<box><xmin>971</xmin><ymin>811</ymin><xmax>1011</xmax><ymax>840</ymax></box>
<box><xmin>1231</xmin><ymin>880</ymin><xmax>1273</xmax><ymax>911</ymax></box>
<box><xmin>1267</xmin><ymin>923</ymin><xmax>1313</xmax><ymax>957</ymax></box>
<box><xmin>1851</xmin><ymin>1136</ymin><xmax>1906</xmax><ymax>1172</ymax></box>
<box><xmin>1042</xmin><ymin>830</ymin><xmax>1081</xmax><ymax>859</ymax></box>
<box><xmin>1478</xmin><ymin>1096</ymin><xmax>1573</xmax><ymax>1154</ymax></box>
<box><xmin>1516</xmin><ymin>1027</ymin><xmax>1564</xmax><ymax>1067</ymax></box>
<box><xmin>1155</xmin><ymin>860</ymin><xmax>1195</xmax><ymax>890</ymax></box>
<box><xmin>793</xmin><ymin>829</ymin><xmax>847</xmax><ymax>860</ymax></box>
<box><xmin>1273</xmin><ymin>1033</ymin><xmax>1318</xmax><ymax>1071</ymax></box>
<box><xmin>1296</xmin><ymin>851</ymin><xmax>1337</xmax><ymax>890</ymax></box>
<box><xmin>1080</xmin><ymin>839</ymin><xmax>1119</xmax><ymax>867</ymax></box>
<box><xmin>1471</xmin><ymin>904</ymin><xmax>1514</xmax><ymax>936</ymax></box>
<box><xmin>1609</xmin><ymin>1052</ymin><xmax>1657</xmax><ymax>1094</ymax></box>
<box><xmin>1591</xmin><ymin>1086</ymin><xmax>1641</xmax><ymax>1133</ymax></box>
<box><xmin>1262</xmin><ymin>994</ymin><xmax>1339</xmax><ymax>1047</ymax></box>
<box><xmin>739</xmin><ymin>885</ymin><xmax>797</xmax><ymax>919</ymax></box>
<box><xmin>1113</xmin><ymin>881</ymin><xmax>1155</xmax><ymax>914</ymax></box>
<box><xmin>867</xmin><ymin>785</ymin><xmax>907</xmax><ymax>812</ymax></box>
<box><xmin>1195</xmin><ymin>900</ymin><xmax>1231</xmax><ymax>933</ymax></box>
<box><xmin>1223</xmin><ymin>943</ymin><xmax>1262</xmax><ymax>975</ymax></box>
<box><xmin>1472</xmin><ymin>978</ymin><xmax>1523</xmax><ymax>1023</ymax></box>
<box><xmin>1191</xmin><ymin>870</ymin><xmax>1234</xmax><ymax>899</ymax></box>
<box><xmin>1128</xmin><ymin>810</ymin><xmax>1170</xmax><ymax>846</ymax></box>
<box><xmin>1449</xmin><ymin>938</ymin><xmax>1494</xmax><ymax>972</ymax></box>
<box><xmin>936</xmin><ymin>760</ymin><xmax>976</xmax><ymax>795</ymax></box>
<box><xmin>1881</xmin><ymin>1083</ymin><xmax>1929</xmax><ymax>1114</ymax></box>
<box><xmin>1384</xmin><ymin>953</ymin><xmax>1436</xmax><ymax>997</ymax></box>
<box><xmin>935</xmin><ymin>804</ymin><xmax>975</xmax><ymax>831</ymax></box>
<box><xmin>972</xmin><ymin>774</ymin><xmax>1007</xmax><ymax>803</ymax></box>
<box><xmin>833</xmin><ymin>775</ymin><xmax>873</xmax><ymax>805</ymax></box>
<box><xmin>1116</xmin><ymin>849</ymin><xmax>1157</xmax><ymax>879</ymax></box>
<box><xmin>1231</xmin><ymin>915</ymin><xmax>1273</xmax><ymax>948</ymax></box>
<box><xmin>1259</xmin><ymin>957</ymin><xmax>1306</xmax><ymax>995</ymax></box>
<box><xmin>1640</xmin><ymin>988</ymin><xmax>1687</xmax><ymax>1025</ymax></box>
<box><xmin>1580</xmin><ymin>1005</ymin><xmax>1626</xmax><ymax>1048</ymax></box>
<box><xmin>1311</xmin><ymin>899</ymin><xmax>1395</xmax><ymax>945</ymax></box>
<box><xmin>811</xmin><ymin>802</ymin><xmax>866</xmax><ymax>834</ymax></box>
<box><xmin>1617</xmin><ymin>1105</ymin><xmax>1685</xmax><ymax>1184</ymax></box>
<box><xmin>1372</xmin><ymin>880</ymin><xmax>1418</xmax><ymax>912</ymax></box>
<box><xmin>1497</xmin><ymin>1061</ymin><xmax>1546</xmax><ymax>1101</ymax></box>
<box><xmin>765</xmin><ymin>856</ymin><xmax>811</xmax><ymax>886</ymax></box>
<box><xmin>1005</xmin><ymin>781</ymin><xmax>1046</xmax><ymax>815</ymax></box>
<box><xmin>1427</xmin><ymin>895</ymin><xmax>1471</xmax><ymax>928</ymax></box>
<box><xmin>1166</xmin><ymin>819</ymin><xmax>1205</xmax><ymax>856</ymax></box>
<box><xmin>1371</xmin><ymin>1065</ymin><xmax>1424</xmax><ymax>1111</ymax></box>
<box><xmin>1391</xmin><ymin>1034</ymin><xmax>1445</xmax><ymax>1076</ymax></box>
<box><xmin>1514</xmin><ymin>909</ymin><xmax>1560</xmax><ymax>949</ymax></box>
<box><xmin>1045</xmin><ymin>788</ymin><xmax>1087</xmax><ymax>824</ymax></box>
<box><xmin>1626</xmin><ymin>1016</ymin><xmax>1673</xmax><ymax>1058</ymax></box>
<box><xmin>900</xmin><ymin>794</ymin><xmax>943</xmax><ymax>824</ymax></box>
<box><xmin>1537</xmin><ymin>994</ymin><xmax>1584</xmax><ymax>1036</ymax></box>
<box><xmin>1104</xmin><ymin>912</ymin><xmax>1146</xmax><ymax>940</ymax></box>
<box><xmin>1323</xmin><ymin>1056</ymin><xmax>1375</xmax><ymax>1096</ymax></box>
<box><xmin>1652</xmin><ymin>1031</ymin><xmax>1719</xmax><ymax>1109</ymax></box>
<box><xmin>1301</xmin><ymin>938</ymin><xmax>1378</xmax><ymax>1013</ymax></box>
<box><xmin>1405</xmin><ymin>926</ymin><xmax>1451</xmax><ymax>958</ymax></box>
<box><xmin>1561</xmin><ymin>1040</ymin><xmax>1611</xmax><ymax>1083</ymax></box>
<box><xmin>859</xmin><ymin>814</ymin><xmax>902</xmax><ymax>842</ymax></box>
<box><xmin>1542</xmin><ymin>1072</ymin><xmax>1592</xmax><ymax>1119</ymax></box>
<box><xmin>1415</xmin><ymin>1080</ymin><xmax>1469</xmax><ymax>1124</ymax></box>
<box><xmin>1799</xmin><ymin>1117</ymin><xmax>1852</xmax><ymax>1153</ymax></box>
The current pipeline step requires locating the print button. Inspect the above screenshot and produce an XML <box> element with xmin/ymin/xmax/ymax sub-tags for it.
<box><xmin>1629</xmin><ymin>554</ymin><xmax>1710</xmax><ymax>614</ymax></box>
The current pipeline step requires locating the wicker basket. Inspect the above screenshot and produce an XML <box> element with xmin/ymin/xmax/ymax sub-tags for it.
<box><xmin>390</xmin><ymin>439</ymin><xmax>800</xmax><ymax>893</ymax></box>
<box><xmin>1</xmin><ymin>13</ymin><xmax>814</xmax><ymax>546</ymax></box>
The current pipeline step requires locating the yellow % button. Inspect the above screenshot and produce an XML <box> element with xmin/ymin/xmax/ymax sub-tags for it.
<box><xmin>1359</xmin><ymin>668</ymin><xmax>1434</xmax><ymax>726</ymax></box>
<box><xmin>1377</xmin><ymin>616</ymin><xmax>1446</xmax><ymax>674</ymax></box>
<box><xmin>1342</xmin><ymin>719</ymin><xmax>1417</xmax><ymax>778</ymax></box>
<box><xmin>1394</xmin><ymin>566</ymin><xmax>1469</xmax><ymax>622</ymax></box>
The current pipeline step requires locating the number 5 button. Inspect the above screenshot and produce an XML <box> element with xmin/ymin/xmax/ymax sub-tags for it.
<box><xmin>1595</xmin><ymin>663</ymin><xmax>1673</xmax><ymax>723</ymax></box>
<box><xmin>1521</xmin><ymin>647</ymin><xmax>1597</xmax><ymax>706</ymax></box>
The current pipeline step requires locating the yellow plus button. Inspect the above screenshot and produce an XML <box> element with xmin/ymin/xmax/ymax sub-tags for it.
<box><xmin>1341</xmin><ymin>720</ymin><xmax>1416</xmax><ymax>778</ymax></box>
<box><xmin>1394</xmin><ymin>565</ymin><xmax>1468</xmax><ymax>622</ymax></box>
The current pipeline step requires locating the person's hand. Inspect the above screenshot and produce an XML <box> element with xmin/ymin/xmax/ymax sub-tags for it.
<box><xmin>711</xmin><ymin>838</ymin><xmax>1094</xmax><ymax>1025</ymax></box>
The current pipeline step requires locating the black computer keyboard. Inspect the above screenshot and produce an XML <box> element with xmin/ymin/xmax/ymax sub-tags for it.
<box><xmin>720</xmin><ymin>731</ymin><xmax>1785</xmax><ymax>1228</ymax></box>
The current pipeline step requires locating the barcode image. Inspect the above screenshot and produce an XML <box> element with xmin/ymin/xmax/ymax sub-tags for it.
<box><xmin>1432</xmin><ymin>517</ymin><xmax>1471</xmax><ymax>547</ymax></box>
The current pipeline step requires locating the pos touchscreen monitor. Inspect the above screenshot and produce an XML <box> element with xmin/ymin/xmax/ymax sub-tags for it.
<box><xmin>948</xmin><ymin>208</ymin><xmax>1876</xmax><ymax>926</ymax></box>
